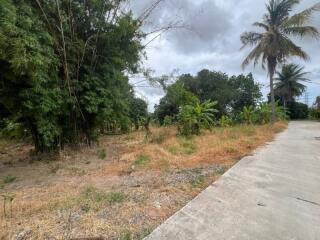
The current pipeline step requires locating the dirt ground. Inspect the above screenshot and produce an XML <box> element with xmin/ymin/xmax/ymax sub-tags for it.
<box><xmin>0</xmin><ymin>122</ymin><xmax>287</xmax><ymax>240</ymax></box>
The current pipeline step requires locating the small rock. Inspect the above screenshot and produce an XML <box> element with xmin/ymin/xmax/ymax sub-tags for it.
<box><xmin>14</xmin><ymin>230</ymin><xmax>32</xmax><ymax>240</ymax></box>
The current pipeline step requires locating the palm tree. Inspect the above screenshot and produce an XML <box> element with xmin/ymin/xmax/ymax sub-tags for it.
<box><xmin>275</xmin><ymin>63</ymin><xmax>310</xmax><ymax>107</ymax></box>
<box><xmin>241</xmin><ymin>0</ymin><xmax>320</xmax><ymax>123</ymax></box>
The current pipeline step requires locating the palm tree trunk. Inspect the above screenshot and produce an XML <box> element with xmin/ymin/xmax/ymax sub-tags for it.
<box><xmin>268</xmin><ymin>57</ymin><xmax>277</xmax><ymax>124</ymax></box>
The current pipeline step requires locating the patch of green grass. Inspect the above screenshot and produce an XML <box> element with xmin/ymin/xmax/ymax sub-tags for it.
<box><xmin>133</xmin><ymin>154</ymin><xmax>151</xmax><ymax>167</ymax></box>
<box><xmin>168</xmin><ymin>146</ymin><xmax>178</xmax><ymax>155</ymax></box>
<box><xmin>54</xmin><ymin>186</ymin><xmax>128</xmax><ymax>213</ymax></box>
<box><xmin>107</xmin><ymin>191</ymin><xmax>127</xmax><ymax>205</ymax></box>
<box><xmin>215</xmin><ymin>166</ymin><xmax>228</xmax><ymax>175</ymax></box>
<box><xmin>190</xmin><ymin>175</ymin><xmax>206</xmax><ymax>188</ymax></box>
<box><xmin>181</xmin><ymin>139</ymin><xmax>197</xmax><ymax>155</ymax></box>
<box><xmin>97</xmin><ymin>148</ymin><xmax>107</xmax><ymax>160</ymax></box>
<box><xmin>3</xmin><ymin>174</ymin><xmax>16</xmax><ymax>184</ymax></box>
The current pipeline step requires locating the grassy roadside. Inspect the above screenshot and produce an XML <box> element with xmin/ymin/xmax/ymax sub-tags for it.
<box><xmin>0</xmin><ymin>121</ymin><xmax>287</xmax><ymax>239</ymax></box>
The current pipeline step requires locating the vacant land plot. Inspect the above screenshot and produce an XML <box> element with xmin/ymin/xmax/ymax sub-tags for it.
<box><xmin>0</xmin><ymin>122</ymin><xmax>286</xmax><ymax>239</ymax></box>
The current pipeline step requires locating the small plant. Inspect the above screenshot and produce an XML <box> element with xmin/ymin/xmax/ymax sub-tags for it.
<box><xmin>3</xmin><ymin>175</ymin><xmax>16</xmax><ymax>184</ymax></box>
<box><xmin>133</xmin><ymin>154</ymin><xmax>151</xmax><ymax>167</ymax></box>
<box><xmin>97</xmin><ymin>148</ymin><xmax>107</xmax><ymax>160</ymax></box>
<box><xmin>168</xmin><ymin>146</ymin><xmax>178</xmax><ymax>155</ymax></box>
<box><xmin>190</xmin><ymin>175</ymin><xmax>206</xmax><ymax>188</ymax></box>
<box><xmin>219</xmin><ymin>115</ymin><xmax>233</xmax><ymax>127</ymax></box>
<box><xmin>181</xmin><ymin>138</ymin><xmax>197</xmax><ymax>155</ymax></box>
<box><xmin>241</xmin><ymin>106</ymin><xmax>256</xmax><ymax>125</ymax></box>
<box><xmin>106</xmin><ymin>192</ymin><xmax>127</xmax><ymax>205</ymax></box>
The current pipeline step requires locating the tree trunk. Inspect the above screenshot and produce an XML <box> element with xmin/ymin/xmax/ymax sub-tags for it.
<box><xmin>268</xmin><ymin>57</ymin><xmax>277</xmax><ymax>124</ymax></box>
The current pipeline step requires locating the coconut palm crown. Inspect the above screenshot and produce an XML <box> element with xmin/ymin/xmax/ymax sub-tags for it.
<box><xmin>275</xmin><ymin>63</ymin><xmax>310</xmax><ymax>106</ymax></box>
<box><xmin>241</xmin><ymin>0</ymin><xmax>320</xmax><ymax>123</ymax></box>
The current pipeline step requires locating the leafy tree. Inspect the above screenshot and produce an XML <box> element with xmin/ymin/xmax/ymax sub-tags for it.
<box><xmin>241</xmin><ymin>0</ymin><xmax>320</xmax><ymax>123</ymax></box>
<box><xmin>287</xmin><ymin>102</ymin><xmax>309</xmax><ymax>119</ymax></box>
<box><xmin>154</xmin><ymin>81</ymin><xmax>198</xmax><ymax>124</ymax></box>
<box><xmin>275</xmin><ymin>64</ymin><xmax>310</xmax><ymax>107</ymax></box>
<box><xmin>229</xmin><ymin>73</ymin><xmax>262</xmax><ymax>115</ymax></box>
<box><xmin>178</xmin><ymin>100</ymin><xmax>218</xmax><ymax>136</ymax></box>
<box><xmin>128</xmin><ymin>97</ymin><xmax>148</xmax><ymax>130</ymax></box>
<box><xmin>0</xmin><ymin>0</ymin><xmax>144</xmax><ymax>152</ymax></box>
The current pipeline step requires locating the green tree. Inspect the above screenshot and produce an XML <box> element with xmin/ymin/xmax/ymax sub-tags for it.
<box><xmin>229</xmin><ymin>73</ymin><xmax>262</xmax><ymax>115</ymax></box>
<box><xmin>241</xmin><ymin>0</ymin><xmax>319</xmax><ymax>123</ymax></box>
<box><xmin>129</xmin><ymin>97</ymin><xmax>148</xmax><ymax>130</ymax></box>
<box><xmin>275</xmin><ymin>64</ymin><xmax>310</xmax><ymax>107</ymax></box>
<box><xmin>154</xmin><ymin>81</ymin><xmax>198</xmax><ymax>124</ymax></box>
<box><xmin>0</xmin><ymin>0</ymin><xmax>144</xmax><ymax>152</ymax></box>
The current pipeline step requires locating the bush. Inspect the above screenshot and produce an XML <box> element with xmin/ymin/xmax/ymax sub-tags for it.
<box><xmin>219</xmin><ymin>115</ymin><xmax>233</xmax><ymax>127</ymax></box>
<box><xmin>287</xmin><ymin>102</ymin><xmax>309</xmax><ymax>119</ymax></box>
<box><xmin>309</xmin><ymin>107</ymin><xmax>320</xmax><ymax>120</ymax></box>
<box><xmin>178</xmin><ymin>100</ymin><xmax>218</xmax><ymax>136</ymax></box>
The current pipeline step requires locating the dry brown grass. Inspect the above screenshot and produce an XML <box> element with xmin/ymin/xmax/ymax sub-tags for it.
<box><xmin>0</xmin><ymin>122</ymin><xmax>287</xmax><ymax>239</ymax></box>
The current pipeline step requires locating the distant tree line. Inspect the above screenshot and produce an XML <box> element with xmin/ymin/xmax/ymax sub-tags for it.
<box><xmin>154</xmin><ymin>69</ymin><xmax>262</xmax><ymax>124</ymax></box>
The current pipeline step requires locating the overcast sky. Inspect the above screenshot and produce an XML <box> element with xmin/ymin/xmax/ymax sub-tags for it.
<box><xmin>129</xmin><ymin>0</ymin><xmax>320</xmax><ymax>111</ymax></box>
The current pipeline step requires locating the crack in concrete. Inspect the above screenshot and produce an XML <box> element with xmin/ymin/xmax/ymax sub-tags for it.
<box><xmin>296</xmin><ymin>197</ymin><xmax>320</xmax><ymax>207</ymax></box>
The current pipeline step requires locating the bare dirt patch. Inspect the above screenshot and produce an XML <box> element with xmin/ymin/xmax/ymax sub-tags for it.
<box><xmin>0</xmin><ymin>122</ymin><xmax>287</xmax><ymax>239</ymax></box>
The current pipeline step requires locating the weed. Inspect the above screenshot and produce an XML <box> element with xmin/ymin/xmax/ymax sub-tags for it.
<box><xmin>168</xmin><ymin>146</ymin><xmax>178</xmax><ymax>155</ymax></box>
<box><xmin>3</xmin><ymin>174</ymin><xmax>16</xmax><ymax>184</ymax></box>
<box><xmin>106</xmin><ymin>192</ymin><xmax>127</xmax><ymax>205</ymax></box>
<box><xmin>215</xmin><ymin>166</ymin><xmax>228</xmax><ymax>175</ymax></box>
<box><xmin>78</xmin><ymin>186</ymin><xmax>127</xmax><ymax>211</ymax></box>
<box><xmin>133</xmin><ymin>154</ymin><xmax>150</xmax><ymax>167</ymax></box>
<box><xmin>97</xmin><ymin>148</ymin><xmax>107</xmax><ymax>160</ymax></box>
<box><xmin>181</xmin><ymin>139</ymin><xmax>197</xmax><ymax>155</ymax></box>
<box><xmin>120</xmin><ymin>230</ymin><xmax>133</xmax><ymax>240</ymax></box>
<box><xmin>190</xmin><ymin>175</ymin><xmax>206</xmax><ymax>188</ymax></box>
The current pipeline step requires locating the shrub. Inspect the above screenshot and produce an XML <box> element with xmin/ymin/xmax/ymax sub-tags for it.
<box><xmin>219</xmin><ymin>115</ymin><xmax>233</xmax><ymax>127</ymax></box>
<box><xmin>178</xmin><ymin>100</ymin><xmax>218</xmax><ymax>136</ymax></box>
<box><xmin>133</xmin><ymin>154</ymin><xmax>151</xmax><ymax>167</ymax></box>
<box><xmin>3</xmin><ymin>174</ymin><xmax>16</xmax><ymax>184</ymax></box>
<box><xmin>309</xmin><ymin>107</ymin><xmax>320</xmax><ymax>119</ymax></box>
<box><xmin>163</xmin><ymin>116</ymin><xmax>174</xmax><ymax>126</ymax></box>
<box><xmin>240</xmin><ymin>106</ymin><xmax>256</xmax><ymax>124</ymax></box>
<box><xmin>287</xmin><ymin>102</ymin><xmax>309</xmax><ymax>119</ymax></box>
<box><xmin>97</xmin><ymin>149</ymin><xmax>107</xmax><ymax>160</ymax></box>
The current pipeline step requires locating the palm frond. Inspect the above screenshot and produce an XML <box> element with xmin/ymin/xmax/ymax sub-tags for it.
<box><xmin>283</xmin><ymin>26</ymin><xmax>320</xmax><ymax>38</ymax></box>
<box><xmin>240</xmin><ymin>32</ymin><xmax>263</xmax><ymax>49</ymax></box>
<box><xmin>279</xmin><ymin>36</ymin><xmax>310</xmax><ymax>61</ymax></box>
<box><xmin>283</xmin><ymin>2</ymin><xmax>320</xmax><ymax>27</ymax></box>
<box><xmin>253</xmin><ymin>22</ymin><xmax>269</xmax><ymax>30</ymax></box>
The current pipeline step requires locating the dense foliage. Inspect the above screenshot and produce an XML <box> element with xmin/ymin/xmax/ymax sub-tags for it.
<box><xmin>178</xmin><ymin>100</ymin><xmax>218</xmax><ymax>136</ymax></box>
<box><xmin>154</xmin><ymin>69</ymin><xmax>262</xmax><ymax>124</ymax></box>
<box><xmin>287</xmin><ymin>102</ymin><xmax>309</xmax><ymax>119</ymax></box>
<box><xmin>0</xmin><ymin>0</ymin><xmax>146</xmax><ymax>151</ymax></box>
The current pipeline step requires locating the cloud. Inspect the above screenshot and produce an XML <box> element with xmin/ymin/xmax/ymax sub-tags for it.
<box><xmin>130</xmin><ymin>0</ymin><xmax>320</xmax><ymax>110</ymax></box>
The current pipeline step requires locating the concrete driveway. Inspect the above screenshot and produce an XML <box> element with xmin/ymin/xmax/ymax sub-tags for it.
<box><xmin>145</xmin><ymin>121</ymin><xmax>320</xmax><ymax>240</ymax></box>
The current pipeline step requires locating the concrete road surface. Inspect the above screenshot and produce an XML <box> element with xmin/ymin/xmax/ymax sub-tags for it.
<box><xmin>145</xmin><ymin>121</ymin><xmax>320</xmax><ymax>240</ymax></box>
